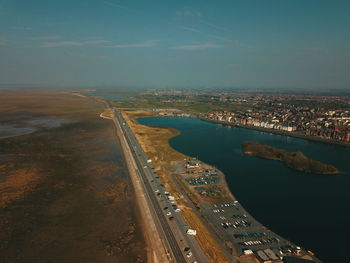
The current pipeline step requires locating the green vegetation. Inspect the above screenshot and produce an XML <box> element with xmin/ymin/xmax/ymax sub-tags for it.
<box><xmin>111</xmin><ymin>95</ymin><xmax>252</xmax><ymax>114</ymax></box>
<box><xmin>242</xmin><ymin>141</ymin><xmax>341</xmax><ymax>175</ymax></box>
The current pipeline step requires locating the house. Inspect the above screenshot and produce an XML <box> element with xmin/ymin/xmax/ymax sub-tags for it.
<box><xmin>186</xmin><ymin>161</ymin><xmax>200</xmax><ymax>169</ymax></box>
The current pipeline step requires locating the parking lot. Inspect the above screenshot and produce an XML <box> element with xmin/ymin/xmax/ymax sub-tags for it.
<box><xmin>202</xmin><ymin>201</ymin><xmax>306</xmax><ymax>262</ymax></box>
<box><xmin>138</xmin><ymin>150</ymin><xmax>321</xmax><ymax>263</ymax></box>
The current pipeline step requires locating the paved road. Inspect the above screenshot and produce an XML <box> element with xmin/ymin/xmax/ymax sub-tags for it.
<box><xmin>113</xmin><ymin>109</ymin><xmax>208</xmax><ymax>263</ymax></box>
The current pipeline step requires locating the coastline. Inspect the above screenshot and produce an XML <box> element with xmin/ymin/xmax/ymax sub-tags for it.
<box><xmin>199</xmin><ymin>117</ymin><xmax>350</xmax><ymax>148</ymax></box>
<box><xmin>130</xmin><ymin>111</ymin><xmax>323</xmax><ymax>263</ymax></box>
<box><xmin>121</xmin><ymin>110</ymin><xmax>230</xmax><ymax>262</ymax></box>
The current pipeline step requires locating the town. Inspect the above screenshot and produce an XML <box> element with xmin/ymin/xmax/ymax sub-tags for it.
<box><xmin>116</xmin><ymin>89</ymin><xmax>350</xmax><ymax>144</ymax></box>
<box><xmin>204</xmin><ymin>94</ymin><xmax>350</xmax><ymax>144</ymax></box>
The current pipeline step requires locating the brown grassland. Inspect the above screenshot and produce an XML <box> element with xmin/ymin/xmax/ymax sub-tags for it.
<box><xmin>122</xmin><ymin>110</ymin><xmax>229</xmax><ymax>263</ymax></box>
<box><xmin>0</xmin><ymin>89</ymin><xmax>146</xmax><ymax>263</ymax></box>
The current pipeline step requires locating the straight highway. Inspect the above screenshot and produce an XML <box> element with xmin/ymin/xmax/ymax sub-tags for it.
<box><xmin>112</xmin><ymin>109</ymin><xmax>208</xmax><ymax>263</ymax></box>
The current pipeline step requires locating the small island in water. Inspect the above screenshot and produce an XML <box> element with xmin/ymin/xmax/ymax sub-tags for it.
<box><xmin>242</xmin><ymin>141</ymin><xmax>341</xmax><ymax>175</ymax></box>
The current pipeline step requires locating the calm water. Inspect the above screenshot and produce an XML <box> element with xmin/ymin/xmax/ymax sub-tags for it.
<box><xmin>0</xmin><ymin>124</ymin><xmax>36</xmax><ymax>139</ymax></box>
<box><xmin>87</xmin><ymin>92</ymin><xmax>132</xmax><ymax>101</ymax></box>
<box><xmin>138</xmin><ymin>117</ymin><xmax>350</xmax><ymax>263</ymax></box>
<box><xmin>25</xmin><ymin>118</ymin><xmax>72</xmax><ymax>128</ymax></box>
<box><xmin>0</xmin><ymin>119</ymin><xmax>72</xmax><ymax>139</ymax></box>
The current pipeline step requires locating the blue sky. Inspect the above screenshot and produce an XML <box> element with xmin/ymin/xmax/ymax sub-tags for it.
<box><xmin>0</xmin><ymin>0</ymin><xmax>349</xmax><ymax>89</ymax></box>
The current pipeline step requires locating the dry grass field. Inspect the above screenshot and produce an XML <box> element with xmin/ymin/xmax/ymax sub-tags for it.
<box><xmin>122</xmin><ymin>110</ymin><xmax>229</xmax><ymax>263</ymax></box>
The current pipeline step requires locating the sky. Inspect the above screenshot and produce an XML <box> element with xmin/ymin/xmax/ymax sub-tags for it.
<box><xmin>0</xmin><ymin>0</ymin><xmax>350</xmax><ymax>89</ymax></box>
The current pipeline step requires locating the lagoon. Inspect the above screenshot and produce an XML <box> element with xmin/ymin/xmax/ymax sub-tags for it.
<box><xmin>138</xmin><ymin>116</ymin><xmax>350</xmax><ymax>263</ymax></box>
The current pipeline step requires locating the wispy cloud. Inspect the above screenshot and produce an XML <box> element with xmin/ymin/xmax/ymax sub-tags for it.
<box><xmin>42</xmin><ymin>41</ymin><xmax>84</xmax><ymax>47</ymax></box>
<box><xmin>182</xmin><ymin>27</ymin><xmax>201</xmax><ymax>33</ymax></box>
<box><xmin>41</xmin><ymin>39</ymin><xmax>110</xmax><ymax>48</ymax></box>
<box><xmin>182</xmin><ymin>26</ymin><xmax>244</xmax><ymax>47</ymax></box>
<box><xmin>102</xmin><ymin>0</ymin><xmax>140</xmax><ymax>14</ymax></box>
<box><xmin>31</xmin><ymin>35</ymin><xmax>61</xmax><ymax>40</ymax></box>
<box><xmin>11</xmin><ymin>26</ymin><xmax>32</xmax><ymax>30</ymax></box>
<box><xmin>176</xmin><ymin>10</ymin><xmax>201</xmax><ymax>18</ymax></box>
<box><xmin>85</xmin><ymin>39</ymin><xmax>110</xmax><ymax>44</ymax></box>
<box><xmin>172</xmin><ymin>43</ymin><xmax>220</xmax><ymax>50</ymax></box>
<box><xmin>105</xmin><ymin>40</ymin><xmax>157</xmax><ymax>48</ymax></box>
<box><xmin>70</xmin><ymin>53</ymin><xmax>109</xmax><ymax>59</ymax></box>
<box><xmin>182</xmin><ymin>19</ymin><xmax>250</xmax><ymax>48</ymax></box>
<box><xmin>182</xmin><ymin>26</ymin><xmax>235</xmax><ymax>42</ymax></box>
<box><xmin>199</xmin><ymin>19</ymin><xmax>232</xmax><ymax>33</ymax></box>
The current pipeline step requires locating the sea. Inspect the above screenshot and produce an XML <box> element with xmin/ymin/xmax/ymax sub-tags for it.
<box><xmin>86</xmin><ymin>92</ymin><xmax>133</xmax><ymax>101</ymax></box>
<box><xmin>138</xmin><ymin>116</ymin><xmax>350</xmax><ymax>263</ymax></box>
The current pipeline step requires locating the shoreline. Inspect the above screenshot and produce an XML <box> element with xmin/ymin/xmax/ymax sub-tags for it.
<box><xmin>132</xmin><ymin>112</ymin><xmax>322</xmax><ymax>263</ymax></box>
<box><xmin>122</xmin><ymin>110</ymin><xmax>230</xmax><ymax>262</ymax></box>
<box><xmin>199</xmin><ymin>117</ymin><xmax>350</xmax><ymax>147</ymax></box>
<box><xmin>242</xmin><ymin>141</ymin><xmax>342</xmax><ymax>175</ymax></box>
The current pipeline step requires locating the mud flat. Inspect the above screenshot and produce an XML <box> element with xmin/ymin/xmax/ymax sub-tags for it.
<box><xmin>0</xmin><ymin>124</ymin><xmax>36</xmax><ymax>139</ymax></box>
<box><xmin>243</xmin><ymin>141</ymin><xmax>341</xmax><ymax>175</ymax></box>
<box><xmin>0</xmin><ymin>90</ymin><xmax>147</xmax><ymax>263</ymax></box>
